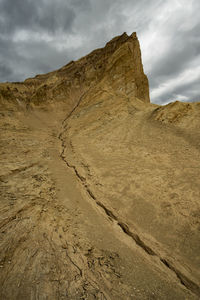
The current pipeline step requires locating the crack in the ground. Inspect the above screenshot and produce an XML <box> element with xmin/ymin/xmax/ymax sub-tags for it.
<box><xmin>61</xmin><ymin>89</ymin><xmax>90</xmax><ymax>125</ymax></box>
<box><xmin>58</xmin><ymin>93</ymin><xmax>200</xmax><ymax>298</ymax></box>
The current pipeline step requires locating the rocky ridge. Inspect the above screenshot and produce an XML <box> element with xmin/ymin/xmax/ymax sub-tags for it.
<box><xmin>0</xmin><ymin>32</ymin><xmax>149</xmax><ymax>110</ymax></box>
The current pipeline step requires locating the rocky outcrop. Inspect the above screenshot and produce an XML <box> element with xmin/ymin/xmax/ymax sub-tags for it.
<box><xmin>0</xmin><ymin>32</ymin><xmax>149</xmax><ymax>108</ymax></box>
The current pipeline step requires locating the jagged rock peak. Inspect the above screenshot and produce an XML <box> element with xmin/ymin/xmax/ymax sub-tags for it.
<box><xmin>0</xmin><ymin>31</ymin><xmax>150</xmax><ymax>107</ymax></box>
<box><xmin>105</xmin><ymin>31</ymin><xmax>136</xmax><ymax>46</ymax></box>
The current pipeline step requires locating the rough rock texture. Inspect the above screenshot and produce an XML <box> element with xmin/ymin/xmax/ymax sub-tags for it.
<box><xmin>0</xmin><ymin>33</ymin><xmax>200</xmax><ymax>299</ymax></box>
<box><xmin>0</xmin><ymin>32</ymin><xmax>149</xmax><ymax>110</ymax></box>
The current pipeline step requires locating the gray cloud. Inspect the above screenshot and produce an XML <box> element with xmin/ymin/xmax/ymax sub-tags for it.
<box><xmin>0</xmin><ymin>62</ymin><xmax>13</xmax><ymax>80</ymax></box>
<box><xmin>172</xmin><ymin>77</ymin><xmax>200</xmax><ymax>103</ymax></box>
<box><xmin>149</xmin><ymin>9</ymin><xmax>200</xmax><ymax>88</ymax></box>
<box><xmin>0</xmin><ymin>0</ymin><xmax>199</xmax><ymax>105</ymax></box>
<box><xmin>0</xmin><ymin>0</ymin><xmax>76</xmax><ymax>34</ymax></box>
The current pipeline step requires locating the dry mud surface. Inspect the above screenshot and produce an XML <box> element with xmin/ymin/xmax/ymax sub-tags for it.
<box><xmin>0</xmin><ymin>95</ymin><xmax>200</xmax><ymax>299</ymax></box>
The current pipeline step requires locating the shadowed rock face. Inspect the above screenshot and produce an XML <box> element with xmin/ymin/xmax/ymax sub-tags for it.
<box><xmin>0</xmin><ymin>33</ymin><xmax>200</xmax><ymax>300</ymax></box>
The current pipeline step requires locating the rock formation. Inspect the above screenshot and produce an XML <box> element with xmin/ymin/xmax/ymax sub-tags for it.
<box><xmin>0</xmin><ymin>32</ymin><xmax>149</xmax><ymax>108</ymax></box>
<box><xmin>0</xmin><ymin>32</ymin><xmax>200</xmax><ymax>300</ymax></box>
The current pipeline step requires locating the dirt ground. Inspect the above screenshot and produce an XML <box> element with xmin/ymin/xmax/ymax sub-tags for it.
<box><xmin>0</xmin><ymin>93</ymin><xmax>199</xmax><ymax>299</ymax></box>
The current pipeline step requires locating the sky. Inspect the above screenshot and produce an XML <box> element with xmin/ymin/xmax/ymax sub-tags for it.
<box><xmin>0</xmin><ymin>0</ymin><xmax>199</xmax><ymax>105</ymax></box>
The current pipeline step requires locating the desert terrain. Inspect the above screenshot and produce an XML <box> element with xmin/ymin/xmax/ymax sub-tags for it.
<box><xmin>0</xmin><ymin>32</ymin><xmax>199</xmax><ymax>299</ymax></box>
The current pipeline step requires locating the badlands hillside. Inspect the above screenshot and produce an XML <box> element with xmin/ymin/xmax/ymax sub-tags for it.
<box><xmin>0</xmin><ymin>32</ymin><xmax>200</xmax><ymax>299</ymax></box>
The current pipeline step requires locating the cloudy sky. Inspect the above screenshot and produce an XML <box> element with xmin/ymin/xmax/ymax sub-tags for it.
<box><xmin>0</xmin><ymin>0</ymin><xmax>199</xmax><ymax>104</ymax></box>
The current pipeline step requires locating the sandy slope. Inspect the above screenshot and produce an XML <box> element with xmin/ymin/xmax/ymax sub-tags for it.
<box><xmin>0</xmin><ymin>95</ymin><xmax>199</xmax><ymax>299</ymax></box>
<box><xmin>0</xmin><ymin>32</ymin><xmax>199</xmax><ymax>299</ymax></box>
<box><xmin>60</xmin><ymin>86</ymin><xmax>200</xmax><ymax>297</ymax></box>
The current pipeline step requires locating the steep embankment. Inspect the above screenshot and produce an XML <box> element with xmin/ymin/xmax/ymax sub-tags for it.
<box><xmin>0</xmin><ymin>32</ymin><xmax>199</xmax><ymax>299</ymax></box>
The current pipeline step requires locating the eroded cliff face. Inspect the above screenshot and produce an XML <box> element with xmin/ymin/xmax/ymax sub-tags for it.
<box><xmin>0</xmin><ymin>33</ymin><xmax>200</xmax><ymax>300</ymax></box>
<box><xmin>0</xmin><ymin>32</ymin><xmax>149</xmax><ymax>110</ymax></box>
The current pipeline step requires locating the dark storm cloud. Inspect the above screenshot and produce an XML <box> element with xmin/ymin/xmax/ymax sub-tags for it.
<box><xmin>150</xmin><ymin>43</ymin><xmax>198</xmax><ymax>87</ymax></box>
<box><xmin>0</xmin><ymin>36</ymin><xmax>75</xmax><ymax>81</ymax></box>
<box><xmin>0</xmin><ymin>0</ymin><xmax>199</xmax><ymax>105</ymax></box>
<box><xmin>0</xmin><ymin>63</ymin><xmax>12</xmax><ymax>79</ymax></box>
<box><xmin>0</xmin><ymin>0</ymin><xmax>76</xmax><ymax>34</ymax></box>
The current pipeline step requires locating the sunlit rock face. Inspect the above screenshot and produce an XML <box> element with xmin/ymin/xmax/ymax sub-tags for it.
<box><xmin>0</xmin><ymin>32</ymin><xmax>149</xmax><ymax>109</ymax></box>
